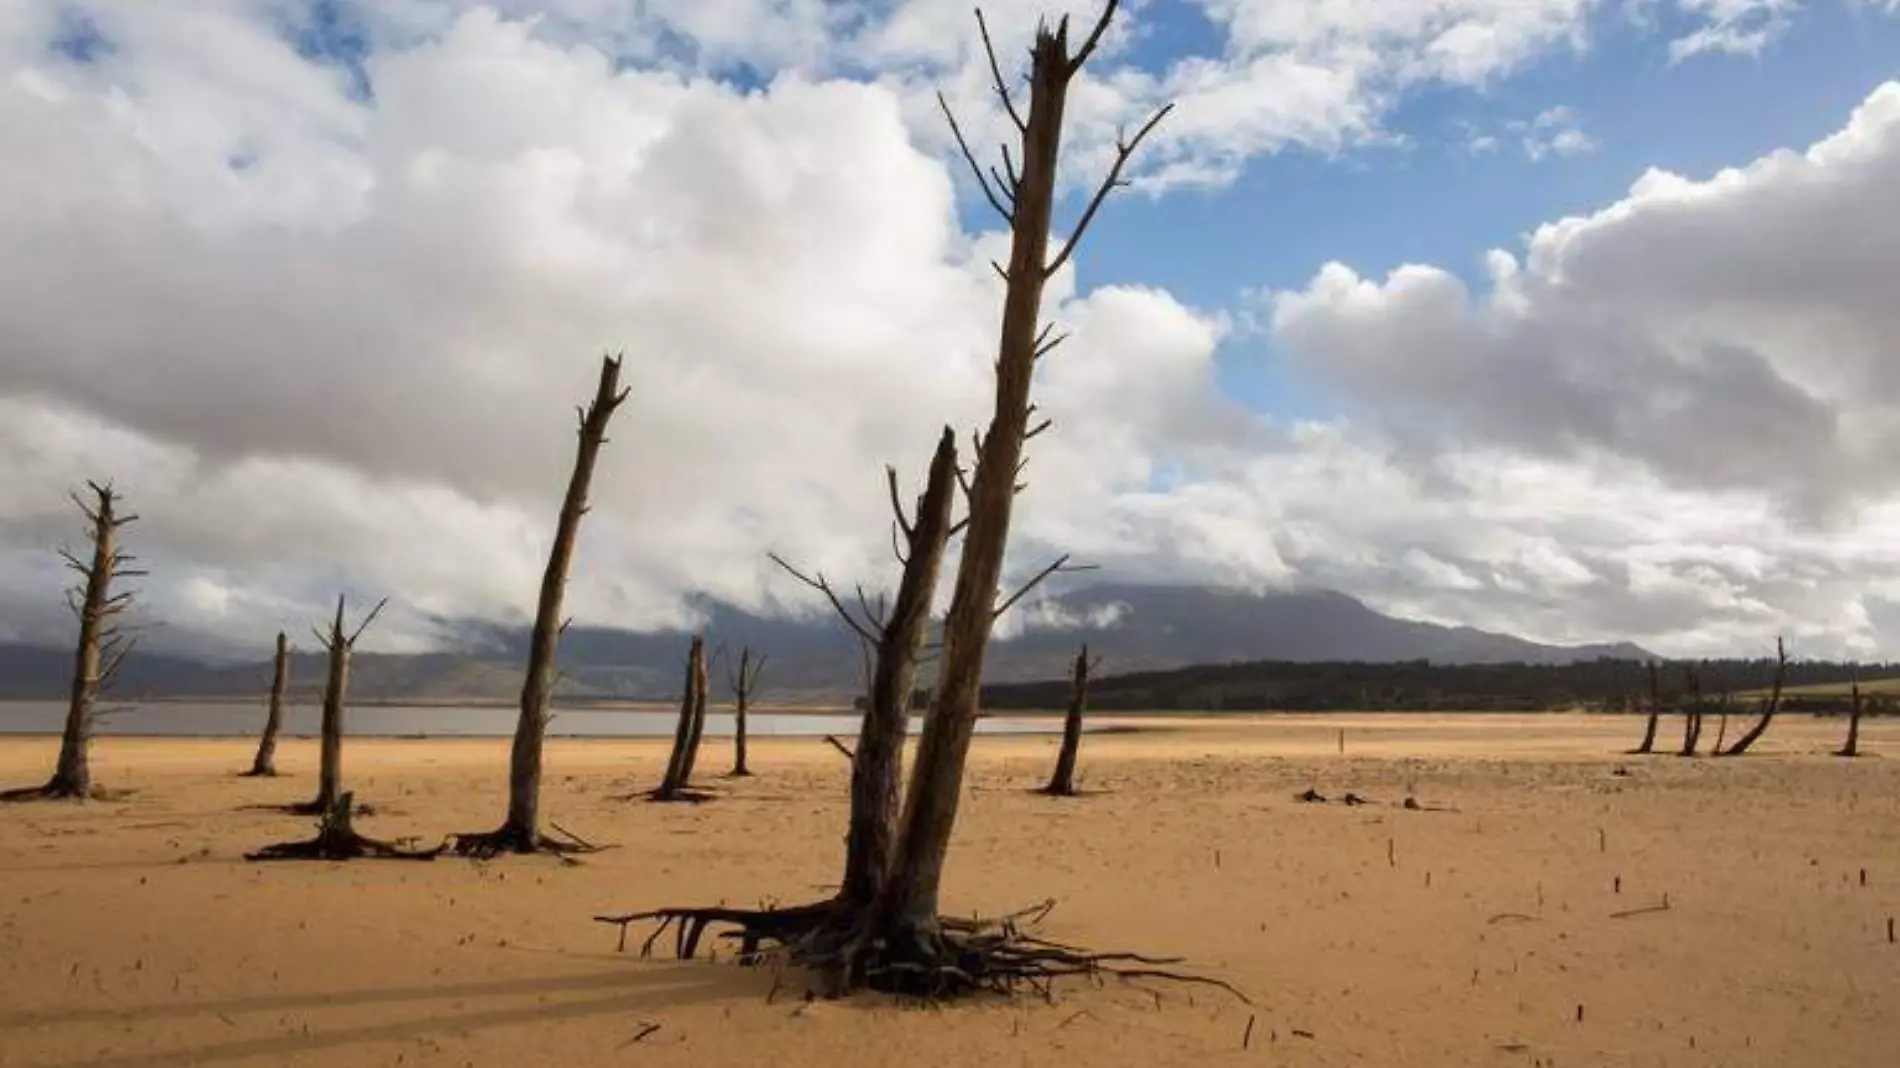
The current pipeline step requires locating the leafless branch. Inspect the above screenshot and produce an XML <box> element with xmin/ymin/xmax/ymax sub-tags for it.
<box><xmin>993</xmin><ymin>555</ymin><xmax>1100</xmax><ymax>620</ymax></box>
<box><xmin>886</xmin><ymin>466</ymin><xmax>914</xmax><ymax>539</ymax></box>
<box><xmin>767</xmin><ymin>552</ymin><xmax>881</xmax><ymax>646</ymax></box>
<box><xmin>99</xmin><ymin>635</ymin><xmax>139</xmax><ymax>689</ymax></box>
<box><xmin>1044</xmin><ymin>103</ymin><xmax>1174</xmax><ymax>280</ymax></box>
<box><xmin>975</xmin><ymin>8</ymin><xmax>1026</xmax><ymax>133</ymax></box>
<box><xmin>938</xmin><ymin>91</ymin><xmax>1013</xmax><ymax>225</ymax></box>
<box><xmin>1067</xmin><ymin>0</ymin><xmax>1120</xmax><ymax>74</ymax></box>
<box><xmin>347</xmin><ymin>597</ymin><xmax>390</xmax><ymax>646</ymax></box>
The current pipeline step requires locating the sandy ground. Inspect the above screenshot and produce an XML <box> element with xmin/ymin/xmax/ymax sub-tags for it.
<box><xmin>1</xmin><ymin>712</ymin><xmax>1896</xmax><ymax>1068</ymax></box>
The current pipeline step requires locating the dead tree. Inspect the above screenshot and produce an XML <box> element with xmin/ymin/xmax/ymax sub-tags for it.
<box><xmin>1628</xmin><ymin>660</ymin><xmax>1662</xmax><ymax>755</ymax></box>
<box><xmin>1711</xmin><ymin>694</ymin><xmax>1732</xmax><ymax>753</ymax></box>
<box><xmin>681</xmin><ymin>642</ymin><xmax>710</xmax><ymax>784</ymax></box>
<box><xmin>595</xmin><ymin>4</ymin><xmax>1236</xmax><ymax>1004</ymax></box>
<box><xmin>838</xmin><ymin>429</ymin><xmax>959</xmax><ymax>906</ymax></box>
<box><xmin>1717</xmin><ymin>637</ymin><xmax>1786</xmax><ymax>757</ymax></box>
<box><xmin>650</xmin><ymin>636</ymin><xmax>713</xmax><ymax>803</ymax></box>
<box><xmin>452</xmin><ymin>355</ymin><xmax>626</xmax><ymax>857</ymax></box>
<box><xmin>727</xmin><ymin>646</ymin><xmax>766</xmax><ymax>777</ymax></box>
<box><xmin>1836</xmin><ymin>670</ymin><xmax>1864</xmax><ymax>757</ymax></box>
<box><xmin>1678</xmin><ymin>666</ymin><xmax>1705</xmax><ymax>757</ymax></box>
<box><xmin>2</xmin><ymin>481</ymin><xmax>142</xmax><ymax>803</ymax></box>
<box><xmin>243</xmin><ymin>632</ymin><xmax>291</xmax><ymax>777</ymax></box>
<box><xmin>285</xmin><ymin>594</ymin><xmax>386</xmax><ymax>816</ymax></box>
<box><xmin>1038</xmin><ymin>645</ymin><xmax>1096</xmax><ymax>796</ymax></box>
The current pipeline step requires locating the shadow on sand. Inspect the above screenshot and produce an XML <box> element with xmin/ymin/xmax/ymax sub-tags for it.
<box><xmin>0</xmin><ymin>961</ymin><xmax>757</xmax><ymax>1068</ymax></box>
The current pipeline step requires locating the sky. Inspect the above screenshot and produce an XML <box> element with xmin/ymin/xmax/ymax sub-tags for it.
<box><xmin>1</xmin><ymin>0</ymin><xmax>1898</xmax><ymax>662</ymax></box>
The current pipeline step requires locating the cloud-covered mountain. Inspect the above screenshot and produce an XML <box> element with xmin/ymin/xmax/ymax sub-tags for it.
<box><xmin>0</xmin><ymin>583</ymin><xmax>1650</xmax><ymax>703</ymax></box>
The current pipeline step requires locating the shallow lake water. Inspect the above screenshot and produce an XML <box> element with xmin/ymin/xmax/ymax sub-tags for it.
<box><xmin>0</xmin><ymin>700</ymin><xmax>1058</xmax><ymax>738</ymax></box>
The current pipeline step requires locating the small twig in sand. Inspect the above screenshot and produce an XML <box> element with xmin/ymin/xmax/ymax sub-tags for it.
<box><xmin>1609</xmin><ymin>899</ymin><xmax>1672</xmax><ymax>920</ymax></box>
<box><xmin>617</xmin><ymin>1022</ymin><xmax>662</xmax><ymax>1048</ymax></box>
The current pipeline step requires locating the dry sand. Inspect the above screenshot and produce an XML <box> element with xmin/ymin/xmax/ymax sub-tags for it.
<box><xmin>2</xmin><ymin>712</ymin><xmax>1896</xmax><ymax>1067</ymax></box>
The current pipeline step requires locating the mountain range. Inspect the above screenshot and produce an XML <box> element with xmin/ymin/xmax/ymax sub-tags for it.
<box><xmin>0</xmin><ymin>583</ymin><xmax>1651</xmax><ymax>704</ymax></box>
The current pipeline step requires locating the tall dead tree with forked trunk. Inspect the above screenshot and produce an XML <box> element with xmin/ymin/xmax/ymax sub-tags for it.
<box><xmin>767</xmin><ymin>427</ymin><xmax>961</xmax><ymax>907</ymax></box>
<box><xmin>727</xmin><ymin>646</ymin><xmax>766</xmax><ymax>777</ymax></box>
<box><xmin>2</xmin><ymin>482</ymin><xmax>142</xmax><ymax>802</ymax></box>
<box><xmin>596</xmin><ymin>3</ymin><xmax>1237</xmax><ymax>1003</ymax></box>
<box><xmin>1716</xmin><ymin>637</ymin><xmax>1786</xmax><ymax>757</ymax></box>
<box><xmin>452</xmin><ymin>355</ymin><xmax>627</xmax><ymax>858</ymax></box>
<box><xmin>243</xmin><ymin>631</ymin><xmax>291</xmax><ymax>777</ymax></box>
<box><xmin>1039</xmin><ymin>644</ymin><xmax>1095</xmax><ymax>797</ymax></box>
<box><xmin>1836</xmin><ymin>670</ymin><xmax>1864</xmax><ymax>757</ymax></box>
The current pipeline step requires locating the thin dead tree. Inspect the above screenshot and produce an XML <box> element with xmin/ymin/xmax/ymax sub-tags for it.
<box><xmin>597</xmin><ymin>3</ymin><xmax>1237</xmax><ymax>1004</ymax></box>
<box><xmin>1710</xmin><ymin>693</ymin><xmax>1732</xmax><ymax>753</ymax></box>
<box><xmin>2</xmin><ymin>481</ymin><xmax>142</xmax><ymax>803</ymax></box>
<box><xmin>1836</xmin><ymin>669</ymin><xmax>1864</xmax><ymax>757</ymax></box>
<box><xmin>285</xmin><ymin>594</ymin><xmax>386</xmax><ymax>816</ymax></box>
<box><xmin>452</xmin><ymin>354</ymin><xmax>626</xmax><ymax>858</ymax></box>
<box><xmin>650</xmin><ymin>636</ymin><xmax>713</xmax><ymax>803</ymax></box>
<box><xmin>1038</xmin><ymin>644</ymin><xmax>1097</xmax><ymax>797</ymax></box>
<box><xmin>727</xmin><ymin>646</ymin><xmax>767</xmax><ymax>777</ymax></box>
<box><xmin>1678</xmin><ymin>665</ymin><xmax>1705</xmax><ymax>757</ymax></box>
<box><xmin>1716</xmin><ymin>637</ymin><xmax>1787</xmax><ymax>757</ymax></box>
<box><xmin>242</xmin><ymin>632</ymin><xmax>291</xmax><ymax>777</ymax></box>
<box><xmin>1628</xmin><ymin>659</ymin><xmax>1663</xmax><ymax>755</ymax></box>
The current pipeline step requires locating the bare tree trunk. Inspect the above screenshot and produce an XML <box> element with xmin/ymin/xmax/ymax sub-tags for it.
<box><xmin>840</xmin><ymin>429</ymin><xmax>959</xmax><ymax>907</ymax></box>
<box><xmin>1040</xmin><ymin>645</ymin><xmax>1091</xmax><ymax>796</ymax></box>
<box><xmin>1718</xmin><ymin>637</ymin><xmax>1786</xmax><ymax>757</ymax></box>
<box><xmin>1631</xmin><ymin>659</ymin><xmax>1662</xmax><ymax>754</ymax></box>
<box><xmin>283</xmin><ymin>594</ymin><xmax>386</xmax><ymax>815</ymax></box>
<box><xmin>454</xmin><ymin>353</ymin><xmax>627</xmax><ymax>851</ymax></box>
<box><xmin>453</xmin><ymin>356</ymin><xmax>626</xmax><ymax>856</ymax></box>
<box><xmin>312</xmin><ymin>598</ymin><xmax>350</xmax><ymax>813</ymax></box>
<box><xmin>728</xmin><ymin>647</ymin><xmax>766</xmax><ymax>777</ymax></box>
<box><xmin>5</xmin><ymin>482</ymin><xmax>144</xmax><ymax>802</ymax></box>
<box><xmin>875</xmin><ymin>7</ymin><xmax>1166</xmax><ymax>937</ymax></box>
<box><xmin>653</xmin><ymin>636</ymin><xmax>709</xmax><ymax>802</ymax></box>
<box><xmin>246</xmin><ymin>631</ymin><xmax>290</xmax><ymax>777</ymax></box>
<box><xmin>1678</xmin><ymin>666</ymin><xmax>1704</xmax><ymax>757</ymax></box>
<box><xmin>681</xmin><ymin>643</ymin><xmax>710</xmax><ymax>784</ymax></box>
<box><xmin>1837</xmin><ymin>671</ymin><xmax>1864</xmax><ymax>757</ymax></box>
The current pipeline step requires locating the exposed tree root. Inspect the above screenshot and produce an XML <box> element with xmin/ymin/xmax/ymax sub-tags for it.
<box><xmin>252</xmin><ymin>797</ymin><xmax>375</xmax><ymax>817</ymax></box>
<box><xmin>641</xmin><ymin>782</ymin><xmax>719</xmax><ymax>804</ymax></box>
<box><xmin>593</xmin><ymin>896</ymin><xmax>1248</xmax><ymax>1004</ymax></box>
<box><xmin>0</xmin><ymin>779</ymin><xmax>128</xmax><ymax>803</ymax></box>
<box><xmin>246</xmin><ymin>793</ymin><xmax>441</xmax><ymax>862</ymax></box>
<box><xmin>448</xmin><ymin>819</ymin><xmax>608</xmax><ymax>860</ymax></box>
